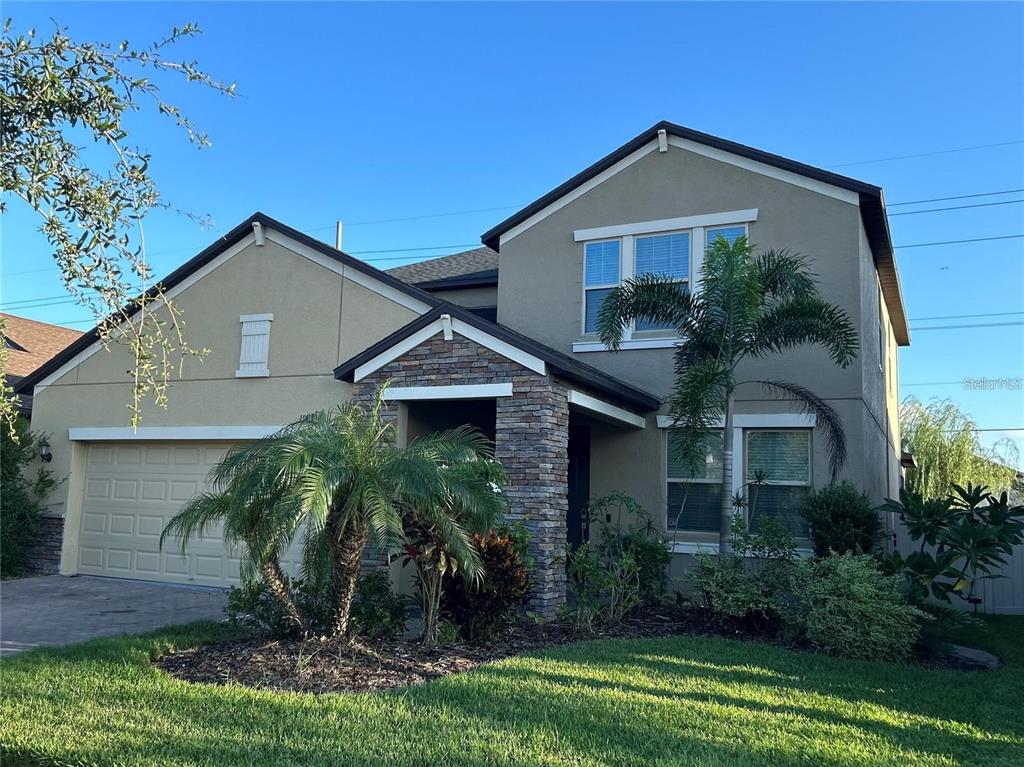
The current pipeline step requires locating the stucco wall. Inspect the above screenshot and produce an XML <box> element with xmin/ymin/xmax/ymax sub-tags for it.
<box><xmin>29</xmin><ymin>236</ymin><xmax>421</xmax><ymax>519</ymax></box>
<box><xmin>426</xmin><ymin>285</ymin><xmax>498</xmax><ymax>310</ymax></box>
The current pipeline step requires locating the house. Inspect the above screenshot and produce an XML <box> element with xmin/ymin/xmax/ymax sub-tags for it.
<box><xmin>2</xmin><ymin>313</ymin><xmax>83</xmax><ymax>416</ymax></box>
<box><xmin>16</xmin><ymin>122</ymin><xmax>907</xmax><ymax>614</ymax></box>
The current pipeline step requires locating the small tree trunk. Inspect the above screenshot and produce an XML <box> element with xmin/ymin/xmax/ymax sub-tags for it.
<box><xmin>329</xmin><ymin>520</ymin><xmax>368</xmax><ymax>639</ymax></box>
<box><xmin>719</xmin><ymin>394</ymin><xmax>736</xmax><ymax>554</ymax></box>
<box><xmin>419</xmin><ymin>562</ymin><xmax>442</xmax><ymax>648</ymax></box>
<box><xmin>259</xmin><ymin>557</ymin><xmax>308</xmax><ymax>636</ymax></box>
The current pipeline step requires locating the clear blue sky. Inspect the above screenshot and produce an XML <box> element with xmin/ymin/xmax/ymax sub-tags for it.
<box><xmin>2</xmin><ymin>2</ymin><xmax>1022</xmax><ymax>461</ymax></box>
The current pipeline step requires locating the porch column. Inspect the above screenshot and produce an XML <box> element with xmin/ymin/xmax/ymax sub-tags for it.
<box><xmin>495</xmin><ymin>375</ymin><xmax>570</xmax><ymax>617</ymax></box>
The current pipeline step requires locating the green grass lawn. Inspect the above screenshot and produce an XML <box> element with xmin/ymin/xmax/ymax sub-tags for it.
<box><xmin>2</xmin><ymin>618</ymin><xmax>1022</xmax><ymax>767</ymax></box>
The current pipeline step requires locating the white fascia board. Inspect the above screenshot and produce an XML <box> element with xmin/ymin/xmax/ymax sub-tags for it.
<box><xmin>383</xmin><ymin>383</ymin><xmax>513</xmax><ymax>401</ymax></box>
<box><xmin>450</xmin><ymin>318</ymin><xmax>546</xmax><ymax>375</ymax></box>
<box><xmin>667</xmin><ymin>135</ymin><xmax>861</xmax><ymax>205</ymax></box>
<box><xmin>263</xmin><ymin>229</ymin><xmax>432</xmax><ymax>314</ymax></box>
<box><xmin>34</xmin><ymin>233</ymin><xmax>258</xmax><ymax>394</ymax></box>
<box><xmin>69</xmin><ymin>425</ymin><xmax>282</xmax><ymax>441</ymax></box>
<box><xmin>574</xmin><ymin>209</ymin><xmax>759</xmax><ymax>242</ymax></box>
<box><xmin>498</xmin><ymin>140</ymin><xmax>661</xmax><ymax>247</ymax></box>
<box><xmin>354</xmin><ymin>321</ymin><xmax>443</xmax><ymax>382</ymax></box>
<box><xmin>656</xmin><ymin>413</ymin><xmax>816</xmax><ymax>429</ymax></box>
<box><xmin>572</xmin><ymin>338</ymin><xmax>679</xmax><ymax>353</ymax></box>
<box><xmin>567</xmin><ymin>390</ymin><xmax>645</xmax><ymax>429</ymax></box>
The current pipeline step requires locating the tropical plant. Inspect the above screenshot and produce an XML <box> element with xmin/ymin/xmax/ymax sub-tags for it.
<box><xmin>562</xmin><ymin>541</ymin><xmax>605</xmax><ymax>633</ymax></box>
<box><xmin>443</xmin><ymin>526</ymin><xmax>531</xmax><ymax>642</ymax></box>
<box><xmin>162</xmin><ymin>386</ymin><xmax>498</xmax><ymax>640</ymax></box>
<box><xmin>881</xmin><ymin>483</ymin><xmax>1024</xmax><ymax>609</ymax></box>
<box><xmin>900</xmin><ymin>398</ymin><xmax>1018</xmax><ymax>499</ymax></box>
<box><xmin>1</xmin><ymin>20</ymin><xmax>235</xmax><ymax>433</ymax></box>
<box><xmin>800</xmin><ymin>481</ymin><xmax>882</xmax><ymax>557</ymax></box>
<box><xmin>0</xmin><ymin>418</ymin><xmax>58</xmax><ymax>576</ymax></box>
<box><xmin>400</xmin><ymin>452</ymin><xmax>508</xmax><ymax>647</ymax></box>
<box><xmin>588</xmin><ymin>492</ymin><xmax>671</xmax><ymax>603</ymax></box>
<box><xmin>597</xmin><ymin>235</ymin><xmax>857</xmax><ymax>551</ymax></box>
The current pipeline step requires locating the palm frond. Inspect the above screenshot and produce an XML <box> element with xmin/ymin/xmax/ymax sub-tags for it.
<box><xmin>747</xmin><ymin>295</ymin><xmax>859</xmax><ymax>368</ymax></box>
<box><xmin>596</xmin><ymin>274</ymin><xmax>694</xmax><ymax>350</ymax></box>
<box><xmin>754</xmin><ymin>249</ymin><xmax>818</xmax><ymax>300</ymax></box>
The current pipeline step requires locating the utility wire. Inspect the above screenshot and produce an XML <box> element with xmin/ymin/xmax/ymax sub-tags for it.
<box><xmin>827</xmin><ymin>139</ymin><xmax>1024</xmax><ymax>168</ymax></box>
<box><xmin>888</xmin><ymin>199</ymin><xmax>1024</xmax><ymax>216</ymax></box>
<box><xmin>887</xmin><ymin>188</ymin><xmax>1024</xmax><ymax>207</ymax></box>
<box><xmin>895</xmin><ymin>233</ymin><xmax>1024</xmax><ymax>248</ymax></box>
<box><xmin>908</xmin><ymin>311</ymin><xmax>1024</xmax><ymax>322</ymax></box>
<box><xmin>911</xmin><ymin>321</ymin><xmax>1024</xmax><ymax>331</ymax></box>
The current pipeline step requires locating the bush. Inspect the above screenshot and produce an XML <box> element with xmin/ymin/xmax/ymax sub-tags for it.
<box><xmin>589</xmin><ymin>493</ymin><xmax>671</xmax><ymax>604</ymax></box>
<box><xmin>443</xmin><ymin>527</ymin><xmax>531</xmax><ymax>641</ymax></box>
<box><xmin>227</xmin><ymin>571</ymin><xmax>406</xmax><ymax>640</ymax></box>
<box><xmin>786</xmin><ymin>553</ymin><xmax>926</xmax><ymax>661</ymax></box>
<box><xmin>1</xmin><ymin>419</ymin><xmax>56</xmax><ymax>577</ymax></box>
<box><xmin>800</xmin><ymin>481</ymin><xmax>882</xmax><ymax>557</ymax></box>
<box><xmin>562</xmin><ymin>541</ymin><xmax>605</xmax><ymax>633</ymax></box>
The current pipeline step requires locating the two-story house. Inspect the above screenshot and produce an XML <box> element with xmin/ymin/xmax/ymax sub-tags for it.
<box><xmin>17</xmin><ymin>122</ymin><xmax>908</xmax><ymax>614</ymax></box>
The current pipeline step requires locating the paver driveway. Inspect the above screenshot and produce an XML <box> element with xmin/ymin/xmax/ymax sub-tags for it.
<box><xmin>0</xmin><ymin>575</ymin><xmax>227</xmax><ymax>655</ymax></box>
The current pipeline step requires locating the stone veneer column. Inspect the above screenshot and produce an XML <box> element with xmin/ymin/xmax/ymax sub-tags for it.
<box><xmin>495</xmin><ymin>373</ymin><xmax>570</xmax><ymax>617</ymax></box>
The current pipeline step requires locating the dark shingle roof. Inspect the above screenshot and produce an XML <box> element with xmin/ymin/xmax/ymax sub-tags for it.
<box><xmin>387</xmin><ymin>247</ymin><xmax>498</xmax><ymax>285</ymax></box>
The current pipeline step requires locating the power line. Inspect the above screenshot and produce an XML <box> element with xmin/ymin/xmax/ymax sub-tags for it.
<box><xmin>908</xmin><ymin>311</ymin><xmax>1024</xmax><ymax>322</ymax></box>
<box><xmin>887</xmin><ymin>188</ymin><xmax>1024</xmax><ymax>207</ymax></box>
<box><xmin>895</xmin><ymin>233</ymin><xmax>1024</xmax><ymax>249</ymax></box>
<box><xmin>888</xmin><ymin>199</ymin><xmax>1024</xmax><ymax>217</ymax></box>
<box><xmin>828</xmin><ymin>139</ymin><xmax>1024</xmax><ymax>168</ymax></box>
<box><xmin>911</xmin><ymin>321</ymin><xmax>1024</xmax><ymax>331</ymax></box>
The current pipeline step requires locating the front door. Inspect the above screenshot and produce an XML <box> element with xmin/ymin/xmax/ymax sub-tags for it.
<box><xmin>566</xmin><ymin>424</ymin><xmax>591</xmax><ymax>549</ymax></box>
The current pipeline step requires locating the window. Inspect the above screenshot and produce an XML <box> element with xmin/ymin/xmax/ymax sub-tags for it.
<box><xmin>635</xmin><ymin>232</ymin><xmax>689</xmax><ymax>331</ymax></box>
<box><xmin>667</xmin><ymin>429</ymin><xmax>723</xmax><ymax>532</ymax></box>
<box><xmin>579</xmin><ymin>219</ymin><xmax>750</xmax><ymax>339</ymax></box>
<box><xmin>236</xmin><ymin>313</ymin><xmax>273</xmax><ymax>377</ymax></box>
<box><xmin>583</xmin><ymin>240</ymin><xmax>620</xmax><ymax>333</ymax></box>
<box><xmin>744</xmin><ymin>429</ymin><xmax>811</xmax><ymax>536</ymax></box>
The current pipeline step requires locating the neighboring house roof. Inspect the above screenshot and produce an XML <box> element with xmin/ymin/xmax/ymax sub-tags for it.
<box><xmin>386</xmin><ymin>247</ymin><xmax>498</xmax><ymax>286</ymax></box>
<box><xmin>334</xmin><ymin>304</ymin><xmax>661</xmax><ymax>412</ymax></box>
<box><xmin>480</xmin><ymin>120</ymin><xmax>910</xmax><ymax>347</ymax></box>
<box><xmin>14</xmin><ymin>213</ymin><xmax>443</xmax><ymax>395</ymax></box>
<box><xmin>2</xmin><ymin>313</ymin><xmax>83</xmax><ymax>379</ymax></box>
<box><xmin>2</xmin><ymin>313</ymin><xmax>84</xmax><ymax>413</ymax></box>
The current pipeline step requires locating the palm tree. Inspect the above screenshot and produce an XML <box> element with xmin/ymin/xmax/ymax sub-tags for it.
<box><xmin>597</xmin><ymin>235</ymin><xmax>858</xmax><ymax>552</ymax></box>
<box><xmin>400</xmin><ymin>447</ymin><xmax>508</xmax><ymax>647</ymax></box>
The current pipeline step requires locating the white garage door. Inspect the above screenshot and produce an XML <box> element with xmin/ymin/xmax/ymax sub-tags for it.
<box><xmin>78</xmin><ymin>441</ymin><xmax>243</xmax><ymax>587</ymax></box>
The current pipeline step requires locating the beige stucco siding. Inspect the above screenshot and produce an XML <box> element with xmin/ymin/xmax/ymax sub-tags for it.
<box><xmin>426</xmin><ymin>285</ymin><xmax>498</xmax><ymax>309</ymax></box>
<box><xmin>29</xmin><ymin>237</ymin><xmax>422</xmax><ymax>525</ymax></box>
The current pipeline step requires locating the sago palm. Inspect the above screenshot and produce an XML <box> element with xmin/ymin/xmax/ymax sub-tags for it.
<box><xmin>597</xmin><ymin>235</ymin><xmax>858</xmax><ymax>551</ymax></box>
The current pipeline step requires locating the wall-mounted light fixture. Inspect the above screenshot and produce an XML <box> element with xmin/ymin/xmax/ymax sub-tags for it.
<box><xmin>39</xmin><ymin>437</ymin><xmax>52</xmax><ymax>463</ymax></box>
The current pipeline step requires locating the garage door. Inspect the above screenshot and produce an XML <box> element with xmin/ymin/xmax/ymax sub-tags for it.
<box><xmin>78</xmin><ymin>442</ymin><xmax>244</xmax><ymax>587</ymax></box>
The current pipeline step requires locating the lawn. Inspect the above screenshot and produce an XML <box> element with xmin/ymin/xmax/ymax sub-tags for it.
<box><xmin>1</xmin><ymin>618</ymin><xmax>1022</xmax><ymax>767</ymax></box>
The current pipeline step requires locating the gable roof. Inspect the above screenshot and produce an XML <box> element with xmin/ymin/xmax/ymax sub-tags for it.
<box><xmin>1</xmin><ymin>313</ymin><xmax>83</xmax><ymax>380</ymax></box>
<box><xmin>481</xmin><ymin>121</ymin><xmax>909</xmax><ymax>346</ymax></box>
<box><xmin>387</xmin><ymin>247</ymin><xmax>498</xmax><ymax>286</ymax></box>
<box><xmin>14</xmin><ymin>212</ymin><xmax>443</xmax><ymax>394</ymax></box>
<box><xmin>335</xmin><ymin>304</ymin><xmax>661</xmax><ymax>412</ymax></box>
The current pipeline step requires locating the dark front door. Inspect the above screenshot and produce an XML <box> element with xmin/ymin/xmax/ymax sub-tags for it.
<box><xmin>566</xmin><ymin>424</ymin><xmax>591</xmax><ymax>549</ymax></box>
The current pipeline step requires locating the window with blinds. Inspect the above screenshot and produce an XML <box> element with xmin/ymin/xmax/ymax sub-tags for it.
<box><xmin>706</xmin><ymin>225</ymin><xmax>747</xmax><ymax>247</ymax></box>
<box><xmin>744</xmin><ymin>429</ymin><xmax>811</xmax><ymax>536</ymax></box>
<box><xmin>235</xmin><ymin>313</ymin><xmax>273</xmax><ymax>378</ymax></box>
<box><xmin>635</xmin><ymin>232</ymin><xmax>689</xmax><ymax>331</ymax></box>
<box><xmin>583</xmin><ymin>240</ymin><xmax>620</xmax><ymax>334</ymax></box>
<box><xmin>667</xmin><ymin>429</ymin><xmax>723</xmax><ymax>531</ymax></box>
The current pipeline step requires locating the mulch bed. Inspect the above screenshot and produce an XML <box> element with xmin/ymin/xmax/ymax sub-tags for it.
<box><xmin>155</xmin><ymin>606</ymin><xmax>709</xmax><ymax>694</ymax></box>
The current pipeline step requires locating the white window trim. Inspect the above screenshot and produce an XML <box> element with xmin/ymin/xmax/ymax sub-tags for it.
<box><xmin>235</xmin><ymin>313</ymin><xmax>273</xmax><ymax>378</ymax></box>
<box><xmin>575</xmin><ymin>218</ymin><xmax>752</xmax><ymax>349</ymax></box>
<box><xmin>670</xmin><ymin>541</ymin><xmax>814</xmax><ymax>557</ymax></box>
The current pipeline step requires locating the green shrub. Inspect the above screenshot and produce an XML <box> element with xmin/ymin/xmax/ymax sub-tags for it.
<box><xmin>787</xmin><ymin>553</ymin><xmax>926</xmax><ymax>661</ymax></box>
<box><xmin>589</xmin><ymin>493</ymin><xmax>671</xmax><ymax>603</ymax></box>
<box><xmin>443</xmin><ymin>527</ymin><xmax>531</xmax><ymax>641</ymax></box>
<box><xmin>1</xmin><ymin>419</ymin><xmax>56</xmax><ymax>577</ymax></box>
<box><xmin>562</xmin><ymin>542</ymin><xmax>605</xmax><ymax>633</ymax></box>
<box><xmin>800</xmin><ymin>481</ymin><xmax>882</xmax><ymax>557</ymax></box>
<box><xmin>226</xmin><ymin>571</ymin><xmax>406</xmax><ymax>640</ymax></box>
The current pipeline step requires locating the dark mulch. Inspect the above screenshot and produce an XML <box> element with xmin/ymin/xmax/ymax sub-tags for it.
<box><xmin>155</xmin><ymin>606</ymin><xmax>708</xmax><ymax>694</ymax></box>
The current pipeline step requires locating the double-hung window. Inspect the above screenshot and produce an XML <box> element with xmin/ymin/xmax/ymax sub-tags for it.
<box><xmin>579</xmin><ymin>217</ymin><xmax>750</xmax><ymax>340</ymax></box>
<box><xmin>667</xmin><ymin>429</ymin><xmax>723</xmax><ymax>532</ymax></box>
<box><xmin>583</xmin><ymin>240</ymin><xmax>621</xmax><ymax>334</ymax></box>
<box><xmin>744</xmin><ymin>429</ymin><xmax>811</xmax><ymax>536</ymax></box>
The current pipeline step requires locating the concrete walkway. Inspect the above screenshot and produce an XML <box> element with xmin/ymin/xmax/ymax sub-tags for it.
<box><xmin>0</xmin><ymin>575</ymin><xmax>227</xmax><ymax>656</ymax></box>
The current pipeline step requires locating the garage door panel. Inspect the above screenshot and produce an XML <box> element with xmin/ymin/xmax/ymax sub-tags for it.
<box><xmin>79</xmin><ymin>441</ymin><xmax>241</xmax><ymax>587</ymax></box>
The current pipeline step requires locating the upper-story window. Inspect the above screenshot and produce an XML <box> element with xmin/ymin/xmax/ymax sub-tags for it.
<box><xmin>579</xmin><ymin>218</ymin><xmax>750</xmax><ymax>339</ymax></box>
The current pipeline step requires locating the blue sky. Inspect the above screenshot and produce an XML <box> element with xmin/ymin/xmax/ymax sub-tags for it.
<box><xmin>2</xmin><ymin>2</ymin><xmax>1022</xmax><ymax>460</ymax></box>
